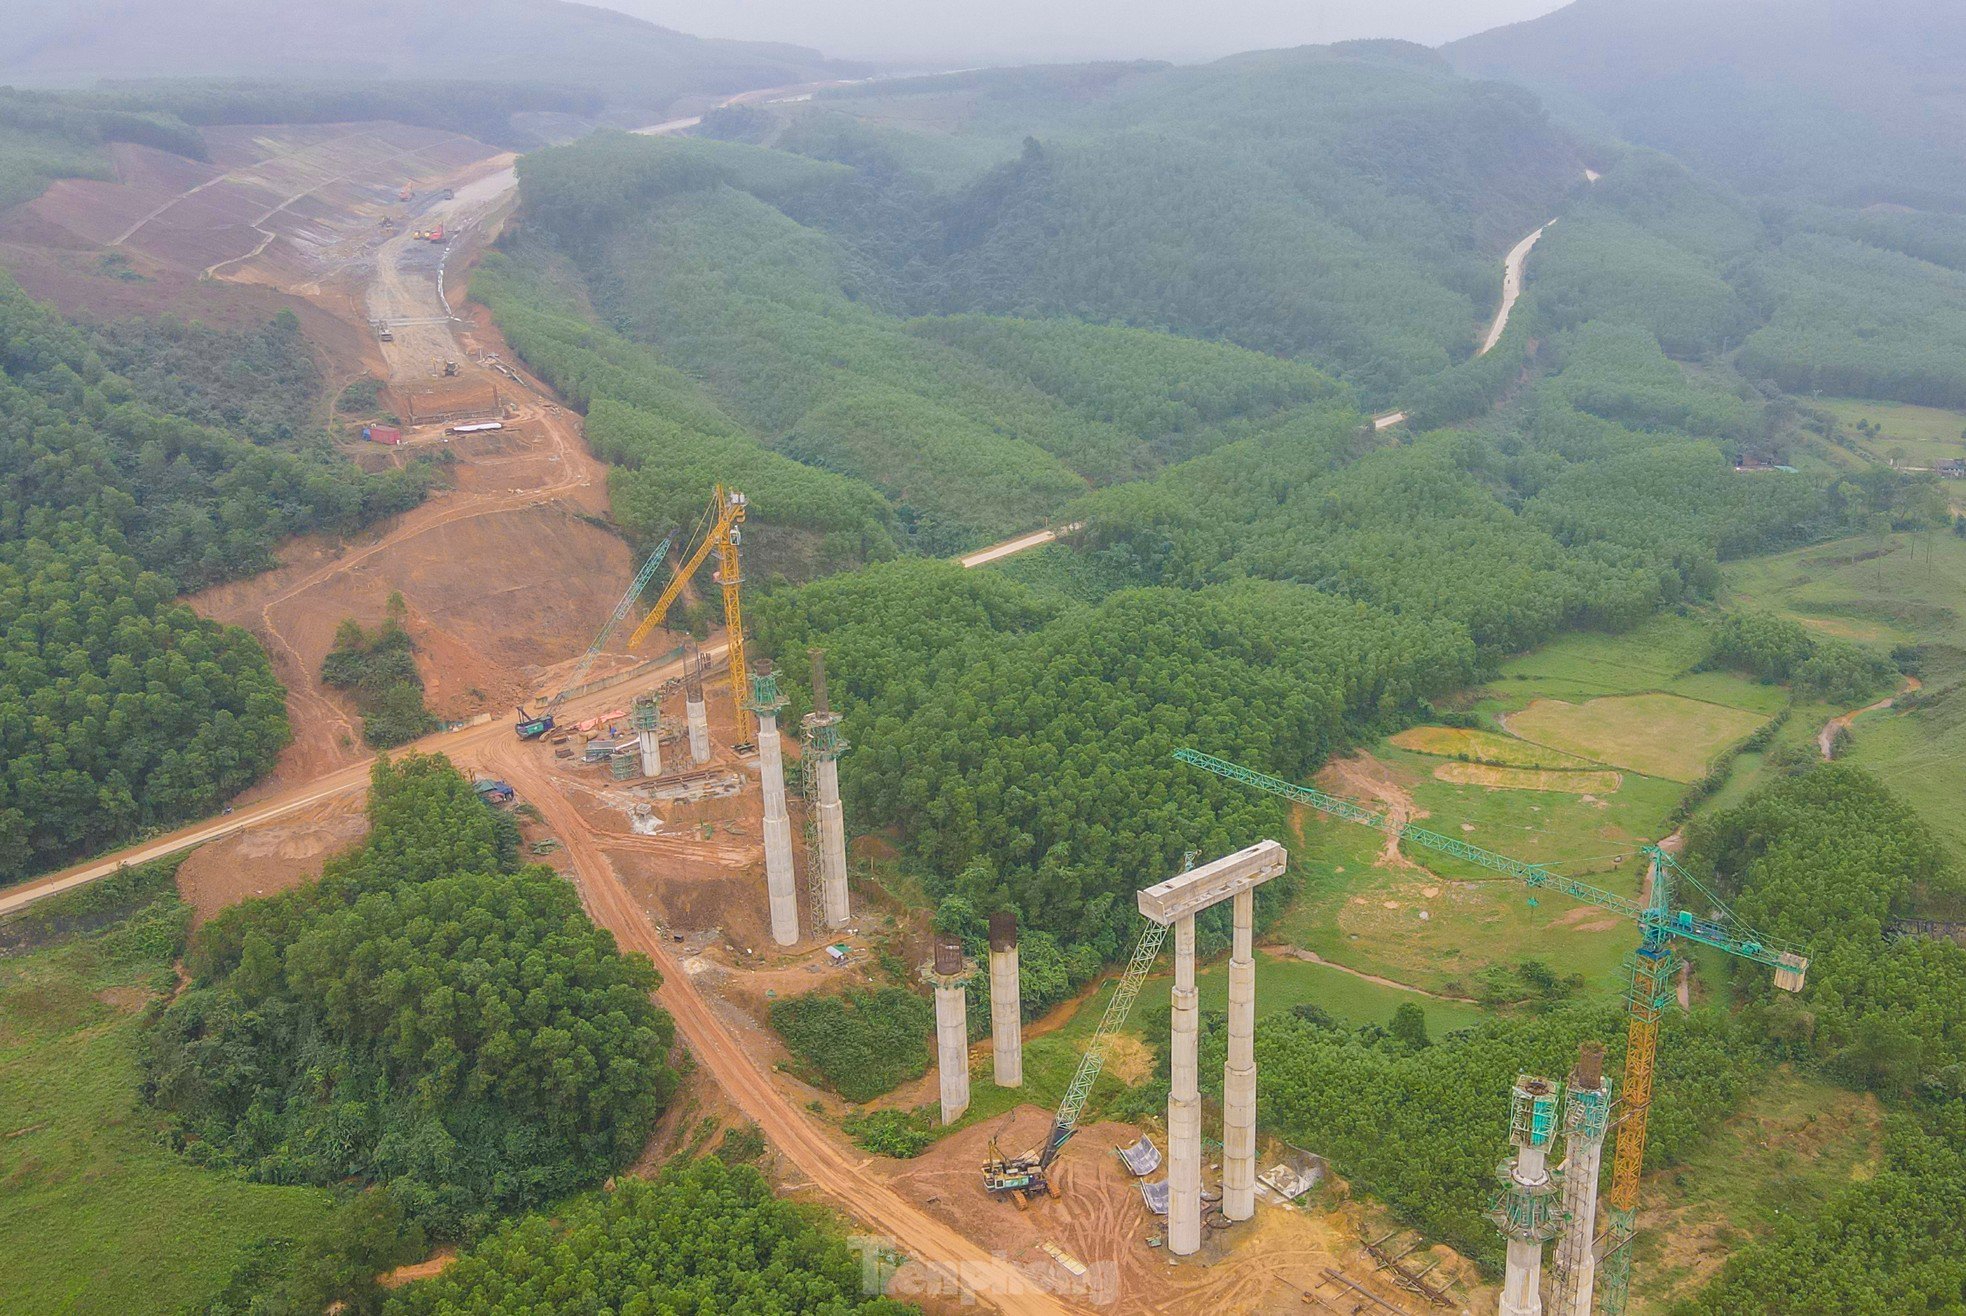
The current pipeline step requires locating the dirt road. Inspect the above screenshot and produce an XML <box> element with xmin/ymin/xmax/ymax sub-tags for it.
<box><xmin>0</xmin><ymin>645</ymin><xmax>724</xmax><ymax>920</ymax></box>
<box><xmin>489</xmin><ymin>737</ymin><xmax>1082</xmax><ymax>1315</ymax></box>
<box><xmin>1819</xmin><ymin>674</ymin><xmax>1921</xmax><ymax>758</ymax></box>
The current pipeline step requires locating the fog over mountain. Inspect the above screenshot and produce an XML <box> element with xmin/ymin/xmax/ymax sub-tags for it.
<box><xmin>598</xmin><ymin>0</ymin><xmax>1570</xmax><ymax>65</ymax></box>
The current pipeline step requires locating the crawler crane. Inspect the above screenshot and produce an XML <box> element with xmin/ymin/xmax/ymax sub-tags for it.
<box><xmin>1176</xmin><ymin>748</ymin><xmax>1808</xmax><ymax>1316</ymax></box>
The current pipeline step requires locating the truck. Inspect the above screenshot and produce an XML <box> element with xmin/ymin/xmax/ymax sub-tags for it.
<box><xmin>424</xmin><ymin>223</ymin><xmax>445</xmax><ymax>243</ymax></box>
<box><xmin>514</xmin><ymin>707</ymin><xmax>556</xmax><ymax>740</ymax></box>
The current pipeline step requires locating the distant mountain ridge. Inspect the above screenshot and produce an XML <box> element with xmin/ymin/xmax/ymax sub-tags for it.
<box><xmin>1447</xmin><ymin>0</ymin><xmax>1966</xmax><ymax>204</ymax></box>
<box><xmin>0</xmin><ymin>0</ymin><xmax>858</xmax><ymax>114</ymax></box>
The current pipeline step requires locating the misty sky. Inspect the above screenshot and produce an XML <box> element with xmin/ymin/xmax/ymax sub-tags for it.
<box><xmin>603</xmin><ymin>0</ymin><xmax>1573</xmax><ymax>65</ymax></box>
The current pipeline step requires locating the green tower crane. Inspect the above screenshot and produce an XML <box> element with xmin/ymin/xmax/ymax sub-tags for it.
<box><xmin>1174</xmin><ymin>748</ymin><xmax>1808</xmax><ymax>1315</ymax></box>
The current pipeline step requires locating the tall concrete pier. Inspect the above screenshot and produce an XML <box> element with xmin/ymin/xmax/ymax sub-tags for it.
<box><xmin>1136</xmin><ymin>840</ymin><xmax>1289</xmax><ymax>1258</ymax></box>
<box><xmin>748</xmin><ymin>662</ymin><xmax>799</xmax><ymax>947</ymax></box>
<box><xmin>684</xmin><ymin>646</ymin><xmax>711</xmax><ymax>765</ymax></box>
<box><xmin>1492</xmin><ymin>1075</ymin><xmax>1565</xmax><ymax>1316</ymax></box>
<box><xmin>1222</xmin><ymin>888</ymin><xmax>1257</xmax><ymax>1221</ymax></box>
<box><xmin>631</xmin><ymin>695</ymin><xmax>662</xmax><ymax>778</ymax></box>
<box><xmin>1553</xmin><ymin>1044</ymin><xmax>1611</xmax><ymax>1316</ymax></box>
<box><xmin>928</xmin><ymin>936</ymin><xmax>972</xmax><ymax>1124</ymax></box>
<box><xmin>803</xmin><ymin>649</ymin><xmax>850</xmax><ymax>928</ymax></box>
<box><xmin>1166</xmin><ymin>912</ymin><xmax>1203</xmax><ymax>1255</ymax></box>
<box><xmin>988</xmin><ymin>912</ymin><xmax>1023</xmax><ymax>1087</ymax></box>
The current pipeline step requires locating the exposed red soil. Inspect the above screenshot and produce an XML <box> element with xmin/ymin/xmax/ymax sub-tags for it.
<box><xmin>173</xmin><ymin>795</ymin><xmax>369</xmax><ymax>926</ymax></box>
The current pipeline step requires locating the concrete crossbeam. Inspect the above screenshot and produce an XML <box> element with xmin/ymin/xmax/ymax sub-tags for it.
<box><xmin>1136</xmin><ymin>840</ymin><xmax>1287</xmax><ymax>926</ymax></box>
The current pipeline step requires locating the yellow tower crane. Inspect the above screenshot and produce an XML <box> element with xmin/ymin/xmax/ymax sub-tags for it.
<box><xmin>627</xmin><ymin>485</ymin><xmax>754</xmax><ymax>746</ymax></box>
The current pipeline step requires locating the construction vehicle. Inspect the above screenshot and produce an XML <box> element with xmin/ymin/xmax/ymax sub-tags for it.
<box><xmin>425</xmin><ymin>223</ymin><xmax>445</xmax><ymax>243</ymax></box>
<box><xmin>543</xmin><ymin>531</ymin><xmax>677</xmax><ymax>710</ymax></box>
<box><xmin>1174</xmin><ymin>749</ymin><xmax>1808</xmax><ymax>1316</ymax></box>
<box><xmin>627</xmin><ymin>486</ymin><xmax>754</xmax><ymax>746</ymax></box>
<box><xmin>983</xmin><ymin>852</ymin><xmax>1197</xmax><ymax>1204</ymax></box>
<box><xmin>513</xmin><ymin>707</ymin><xmax>556</xmax><ymax>740</ymax></box>
<box><xmin>442</xmin><ymin>359</ymin><xmax>458</xmax><ymax>377</ymax></box>
<box><xmin>399</xmin><ymin>185</ymin><xmax>412</xmax><ymax>201</ymax></box>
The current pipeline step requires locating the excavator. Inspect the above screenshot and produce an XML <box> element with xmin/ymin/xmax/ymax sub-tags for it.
<box><xmin>982</xmin><ymin>853</ymin><xmax>1195</xmax><ymax>1205</ymax></box>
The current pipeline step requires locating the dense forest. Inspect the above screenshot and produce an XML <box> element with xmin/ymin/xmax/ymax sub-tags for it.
<box><xmin>1670</xmin><ymin>765</ymin><xmax>1966</xmax><ymax>1310</ymax></box>
<box><xmin>385</xmin><ymin>1157</ymin><xmax>915</xmax><ymax>1315</ymax></box>
<box><xmin>144</xmin><ymin>755</ymin><xmax>678</xmax><ymax>1238</ymax></box>
<box><xmin>0</xmin><ymin>271</ymin><xmax>428</xmax><ymax>885</ymax></box>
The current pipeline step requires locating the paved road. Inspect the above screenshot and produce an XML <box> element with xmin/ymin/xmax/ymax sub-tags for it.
<box><xmin>1480</xmin><ymin>219</ymin><xmax>1552</xmax><ymax>356</ymax></box>
<box><xmin>958</xmin><ymin>522</ymin><xmax>1083</xmax><ymax>569</ymax></box>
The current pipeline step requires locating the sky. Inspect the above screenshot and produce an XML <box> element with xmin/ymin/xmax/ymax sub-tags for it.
<box><xmin>603</xmin><ymin>0</ymin><xmax>1575</xmax><ymax>66</ymax></box>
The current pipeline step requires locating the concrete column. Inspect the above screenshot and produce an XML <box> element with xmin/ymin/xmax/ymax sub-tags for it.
<box><xmin>686</xmin><ymin>692</ymin><xmax>710</xmax><ymax>764</ymax></box>
<box><xmin>1222</xmin><ymin>889</ymin><xmax>1257</xmax><ymax>1222</ymax></box>
<box><xmin>1500</xmin><ymin>1140</ymin><xmax>1550</xmax><ymax>1316</ymax></box>
<box><xmin>816</xmin><ymin>756</ymin><xmax>850</xmax><ymax>927</ymax></box>
<box><xmin>1167</xmin><ymin>913</ymin><xmax>1202</xmax><ymax>1256</ymax></box>
<box><xmin>756</xmin><ymin>708</ymin><xmax>799</xmax><ymax>947</ymax></box>
<box><xmin>1555</xmin><ymin>1045</ymin><xmax>1611</xmax><ymax>1316</ymax></box>
<box><xmin>932</xmin><ymin>938</ymin><xmax>971</xmax><ymax>1125</ymax></box>
<box><xmin>988</xmin><ymin>913</ymin><xmax>1022</xmax><ymax>1088</ymax></box>
<box><xmin>637</xmin><ymin>725</ymin><xmax>661</xmax><ymax>778</ymax></box>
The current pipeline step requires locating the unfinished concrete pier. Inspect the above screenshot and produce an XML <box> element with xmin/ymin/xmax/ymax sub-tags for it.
<box><xmin>929</xmin><ymin>936</ymin><xmax>971</xmax><ymax>1124</ymax></box>
<box><xmin>749</xmin><ymin>662</ymin><xmax>799</xmax><ymax>947</ymax></box>
<box><xmin>804</xmin><ymin>649</ymin><xmax>850</xmax><ymax>928</ymax></box>
<box><xmin>1493</xmin><ymin>1075</ymin><xmax>1564</xmax><ymax>1316</ymax></box>
<box><xmin>1554</xmin><ymin>1044</ymin><xmax>1611</xmax><ymax>1316</ymax></box>
<box><xmin>685</xmin><ymin>647</ymin><xmax>711</xmax><ymax>765</ymax></box>
<box><xmin>631</xmin><ymin>695</ymin><xmax>662</xmax><ymax>779</ymax></box>
<box><xmin>988</xmin><ymin>912</ymin><xmax>1023</xmax><ymax>1087</ymax></box>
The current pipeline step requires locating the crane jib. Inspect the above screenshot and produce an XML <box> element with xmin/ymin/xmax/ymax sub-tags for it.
<box><xmin>1171</xmin><ymin>748</ymin><xmax>1803</xmax><ymax>970</ymax></box>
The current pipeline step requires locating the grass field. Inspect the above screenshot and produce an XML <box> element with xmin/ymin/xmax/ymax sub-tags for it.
<box><xmin>1274</xmin><ymin>612</ymin><xmax>1790</xmax><ymax>1000</ymax></box>
<box><xmin>1431</xmin><ymin>761</ymin><xmax>1624</xmax><ymax>793</ymax></box>
<box><xmin>1817</xmin><ymin>397</ymin><xmax>1966</xmax><ymax>469</ymax></box>
<box><xmin>1726</xmin><ymin>530</ymin><xmax>1966</xmax><ymax>849</ymax></box>
<box><xmin>1195</xmin><ymin>951</ymin><xmax>1488</xmax><ymax>1035</ymax></box>
<box><xmin>0</xmin><ymin>886</ymin><xmax>333</xmax><ymax>1313</ymax></box>
<box><xmin>1388</xmin><ymin>725</ymin><xmax>1593</xmax><ymax>768</ymax></box>
<box><xmin>1503</xmin><ymin>693</ymin><xmax>1768</xmax><ymax>783</ymax></box>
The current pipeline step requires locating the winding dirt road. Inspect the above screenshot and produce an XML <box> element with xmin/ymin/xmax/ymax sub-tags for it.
<box><xmin>1820</xmin><ymin>675</ymin><xmax>1922</xmax><ymax>758</ymax></box>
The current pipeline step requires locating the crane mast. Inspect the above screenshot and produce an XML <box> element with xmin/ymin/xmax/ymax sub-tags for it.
<box><xmin>1174</xmin><ymin>748</ymin><xmax>1807</xmax><ymax>1314</ymax></box>
<box><xmin>625</xmin><ymin>485</ymin><xmax>753</xmax><ymax>746</ymax></box>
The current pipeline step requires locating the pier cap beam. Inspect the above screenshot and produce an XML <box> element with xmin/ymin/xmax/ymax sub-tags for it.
<box><xmin>1136</xmin><ymin>840</ymin><xmax>1287</xmax><ymax>926</ymax></box>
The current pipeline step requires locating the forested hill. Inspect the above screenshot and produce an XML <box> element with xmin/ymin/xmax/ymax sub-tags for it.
<box><xmin>0</xmin><ymin>0</ymin><xmax>854</xmax><ymax>117</ymax></box>
<box><xmin>1447</xmin><ymin>0</ymin><xmax>1966</xmax><ymax>205</ymax></box>
<box><xmin>0</xmin><ymin>271</ymin><xmax>426</xmax><ymax>886</ymax></box>
<box><xmin>765</xmin><ymin>47</ymin><xmax>1587</xmax><ymax>398</ymax></box>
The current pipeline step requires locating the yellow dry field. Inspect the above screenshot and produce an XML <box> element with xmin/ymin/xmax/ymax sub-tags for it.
<box><xmin>1389</xmin><ymin>725</ymin><xmax>1594</xmax><ymax>768</ymax></box>
<box><xmin>1504</xmin><ymin>694</ymin><xmax>1766</xmax><ymax>783</ymax></box>
<box><xmin>1432</xmin><ymin>762</ymin><xmax>1624</xmax><ymax>794</ymax></box>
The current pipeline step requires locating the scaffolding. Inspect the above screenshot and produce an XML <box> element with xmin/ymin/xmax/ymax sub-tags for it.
<box><xmin>798</xmin><ymin>647</ymin><xmax>849</xmax><ymax>929</ymax></box>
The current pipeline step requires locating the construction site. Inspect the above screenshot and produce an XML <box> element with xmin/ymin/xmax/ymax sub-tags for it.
<box><xmin>0</xmin><ymin>93</ymin><xmax>1821</xmax><ymax>1316</ymax></box>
